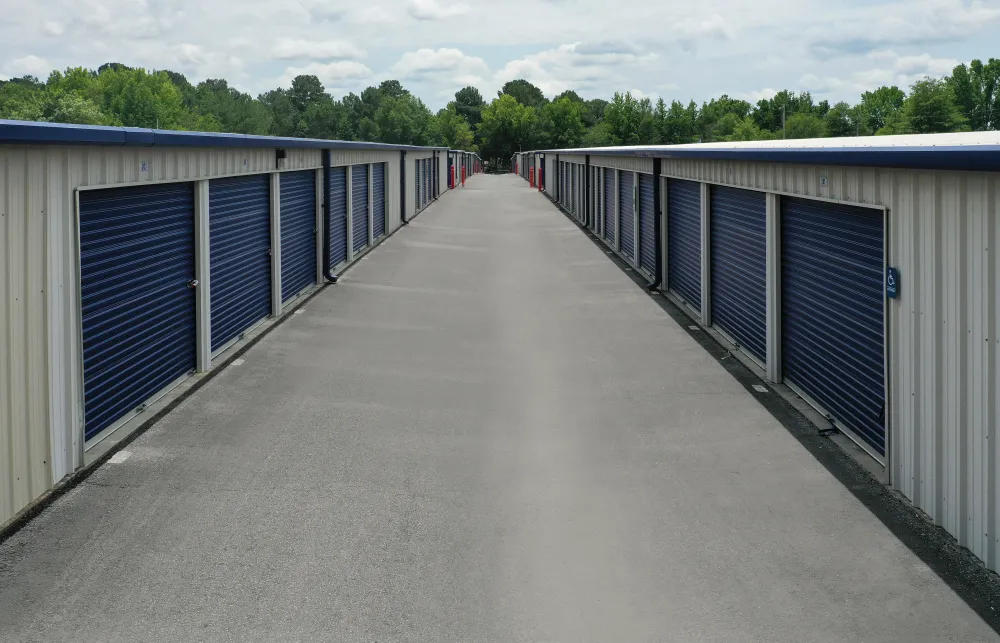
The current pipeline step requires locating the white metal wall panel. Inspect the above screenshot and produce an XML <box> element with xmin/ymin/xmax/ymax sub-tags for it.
<box><xmin>559</xmin><ymin>154</ymin><xmax>586</xmax><ymax>165</ymax></box>
<box><xmin>0</xmin><ymin>148</ymin><xmax>52</xmax><ymax>528</ymax></box>
<box><xmin>591</xmin><ymin>155</ymin><xmax>654</xmax><ymax>173</ymax></box>
<box><xmin>282</xmin><ymin>149</ymin><xmax>323</xmax><ymax>171</ymax></box>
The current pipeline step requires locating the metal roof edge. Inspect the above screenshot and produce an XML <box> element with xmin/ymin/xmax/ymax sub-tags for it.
<box><xmin>524</xmin><ymin>145</ymin><xmax>1000</xmax><ymax>172</ymax></box>
<box><xmin>0</xmin><ymin>119</ymin><xmax>448</xmax><ymax>152</ymax></box>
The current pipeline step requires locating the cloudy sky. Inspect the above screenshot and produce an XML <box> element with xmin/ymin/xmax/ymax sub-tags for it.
<box><xmin>2</xmin><ymin>0</ymin><xmax>998</xmax><ymax>109</ymax></box>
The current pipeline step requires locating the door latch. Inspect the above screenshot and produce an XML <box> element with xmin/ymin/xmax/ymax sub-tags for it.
<box><xmin>187</xmin><ymin>279</ymin><xmax>199</xmax><ymax>289</ymax></box>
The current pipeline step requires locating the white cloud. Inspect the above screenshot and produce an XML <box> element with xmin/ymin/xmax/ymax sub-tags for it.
<box><xmin>734</xmin><ymin>87</ymin><xmax>778</xmax><ymax>103</ymax></box>
<box><xmin>42</xmin><ymin>20</ymin><xmax>65</xmax><ymax>36</ymax></box>
<box><xmin>801</xmin><ymin>50</ymin><xmax>961</xmax><ymax>96</ymax></box>
<box><xmin>280</xmin><ymin>60</ymin><xmax>374</xmax><ymax>88</ymax></box>
<box><xmin>271</xmin><ymin>39</ymin><xmax>366</xmax><ymax>61</ymax></box>
<box><xmin>672</xmin><ymin>13</ymin><xmax>734</xmax><ymax>50</ymax></box>
<box><xmin>353</xmin><ymin>7</ymin><xmax>396</xmax><ymax>24</ymax></box>
<box><xmin>407</xmin><ymin>0</ymin><xmax>469</xmax><ymax>21</ymax></box>
<box><xmin>494</xmin><ymin>41</ymin><xmax>657</xmax><ymax>96</ymax></box>
<box><xmin>808</xmin><ymin>0</ymin><xmax>1000</xmax><ymax>57</ymax></box>
<box><xmin>2</xmin><ymin>55</ymin><xmax>52</xmax><ymax>79</ymax></box>
<box><xmin>392</xmin><ymin>48</ymin><xmax>489</xmax><ymax>78</ymax></box>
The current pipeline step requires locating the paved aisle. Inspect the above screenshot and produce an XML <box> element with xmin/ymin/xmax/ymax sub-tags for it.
<box><xmin>0</xmin><ymin>175</ymin><xmax>995</xmax><ymax>642</ymax></box>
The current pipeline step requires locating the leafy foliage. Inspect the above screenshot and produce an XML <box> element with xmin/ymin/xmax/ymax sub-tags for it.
<box><xmin>2</xmin><ymin>57</ymin><xmax>997</xmax><ymax>167</ymax></box>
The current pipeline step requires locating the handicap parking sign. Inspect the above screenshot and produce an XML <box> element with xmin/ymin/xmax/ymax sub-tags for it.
<box><xmin>886</xmin><ymin>266</ymin><xmax>900</xmax><ymax>299</ymax></box>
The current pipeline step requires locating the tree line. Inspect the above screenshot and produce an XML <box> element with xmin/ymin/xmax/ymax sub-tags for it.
<box><xmin>0</xmin><ymin>59</ymin><xmax>997</xmax><ymax>166</ymax></box>
<box><xmin>0</xmin><ymin>63</ymin><xmax>477</xmax><ymax>150</ymax></box>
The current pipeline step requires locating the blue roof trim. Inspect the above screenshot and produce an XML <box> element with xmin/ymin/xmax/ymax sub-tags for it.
<box><xmin>547</xmin><ymin>145</ymin><xmax>1000</xmax><ymax>172</ymax></box>
<box><xmin>0</xmin><ymin>119</ymin><xmax>456</xmax><ymax>152</ymax></box>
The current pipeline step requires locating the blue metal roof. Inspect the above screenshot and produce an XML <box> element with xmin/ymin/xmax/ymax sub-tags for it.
<box><xmin>0</xmin><ymin>119</ymin><xmax>452</xmax><ymax>152</ymax></box>
<box><xmin>532</xmin><ymin>135</ymin><xmax>1000</xmax><ymax>172</ymax></box>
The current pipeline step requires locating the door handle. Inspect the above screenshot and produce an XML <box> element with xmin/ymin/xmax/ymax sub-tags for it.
<box><xmin>187</xmin><ymin>279</ymin><xmax>199</xmax><ymax>289</ymax></box>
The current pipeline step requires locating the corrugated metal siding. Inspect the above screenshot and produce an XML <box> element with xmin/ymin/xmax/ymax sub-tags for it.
<box><xmin>283</xmin><ymin>149</ymin><xmax>323</xmax><ymax>171</ymax></box>
<box><xmin>591</xmin><ymin>155</ymin><xmax>654</xmax><ymax>173</ymax></box>
<box><xmin>0</xmin><ymin>148</ymin><xmax>52</xmax><ymax>527</ymax></box>
<box><xmin>560</xmin><ymin>154</ymin><xmax>586</xmax><ymax>165</ymax></box>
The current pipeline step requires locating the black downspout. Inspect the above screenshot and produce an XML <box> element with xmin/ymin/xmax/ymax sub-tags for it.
<box><xmin>648</xmin><ymin>157</ymin><xmax>663</xmax><ymax>291</ymax></box>
<box><xmin>321</xmin><ymin>149</ymin><xmax>339</xmax><ymax>283</ymax></box>
<box><xmin>400</xmin><ymin>150</ymin><xmax>408</xmax><ymax>225</ymax></box>
<box><xmin>584</xmin><ymin>154</ymin><xmax>591</xmax><ymax>230</ymax></box>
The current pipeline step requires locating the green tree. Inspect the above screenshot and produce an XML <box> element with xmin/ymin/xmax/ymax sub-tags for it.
<box><xmin>582</xmin><ymin>98</ymin><xmax>608</xmax><ymax>128</ymax></box>
<box><xmin>453</xmin><ymin>86</ymin><xmax>486</xmax><ymax>129</ymax></box>
<box><xmin>476</xmin><ymin>94</ymin><xmax>539</xmax><ymax>162</ymax></box>
<box><xmin>540</xmin><ymin>96</ymin><xmax>586</xmax><ymax>148</ymax></box>
<box><xmin>48</xmin><ymin>93</ymin><xmax>115</xmax><ymax>125</ymax></box>
<box><xmin>727</xmin><ymin>117</ymin><xmax>775</xmax><ymax>142</ymax></box>
<box><xmin>0</xmin><ymin>76</ymin><xmax>47</xmax><ymax>121</ymax></box>
<box><xmin>784</xmin><ymin>112</ymin><xmax>826</xmax><ymax>139</ymax></box>
<box><xmin>660</xmin><ymin>100</ymin><xmax>698</xmax><ymax>144</ymax></box>
<box><xmin>195</xmin><ymin>79</ymin><xmax>272</xmax><ymax>134</ymax></box>
<box><xmin>753</xmin><ymin>90</ymin><xmax>816</xmax><ymax>133</ymax></box>
<box><xmin>582</xmin><ymin>121</ymin><xmax>614</xmax><ymax>146</ymax></box>
<box><xmin>949</xmin><ymin>59</ymin><xmax>1000</xmax><ymax>131</ymax></box>
<box><xmin>823</xmin><ymin>101</ymin><xmax>859</xmax><ymax>137</ymax></box>
<box><xmin>604</xmin><ymin>91</ymin><xmax>655</xmax><ymax>145</ymax></box>
<box><xmin>900</xmin><ymin>77</ymin><xmax>967</xmax><ymax>134</ymax></box>
<box><xmin>859</xmin><ymin>86</ymin><xmax>906</xmax><ymax>133</ymax></box>
<box><xmin>375</xmin><ymin>93</ymin><xmax>434</xmax><ymax>145</ymax></box>
<box><xmin>499</xmin><ymin>79</ymin><xmax>547</xmax><ymax>108</ymax></box>
<box><xmin>434</xmin><ymin>106</ymin><xmax>475</xmax><ymax>149</ymax></box>
<box><xmin>95</xmin><ymin>68</ymin><xmax>189</xmax><ymax>129</ymax></box>
<box><xmin>698</xmin><ymin>95</ymin><xmax>752</xmax><ymax>140</ymax></box>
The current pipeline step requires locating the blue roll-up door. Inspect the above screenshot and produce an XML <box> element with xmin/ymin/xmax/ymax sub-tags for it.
<box><xmin>373</xmin><ymin>163</ymin><xmax>386</xmax><ymax>239</ymax></box>
<box><xmin>415</xmin><ymin>160</ymin><xmax>421</xmax><ymax>212</ymax></box>
<box><xmin>571</xmin><ymin>165</ymin><xmax>577</xmax><ymax>216</ymax></box>
<box><xmin>782</xmin><ymin>197</ymin><xmax>885</xmax><ymax>455</ymax></box>
<box><xmin>638</xmin><ymin>174</ymin><xmax>656</xmax><ymax>276</ymax></box>
<box><xmin>352</xmin><ymin>164</ymin><xmax>369</xmax><ymax>252</ymax></box>
<box><xmin>710</xmin><ymin>186</ymin><xmax>766</xmax><ymax>361</ymax></box>
<box><xmin>619</xmin><ymin>171</ymin><xmax>635</xmax><ymax>261</ymax></box>
<box><xmin>667</xmin><ymin>178</ymin><xmax>702</xmax><ymax>311</ymax></box>
<box><xmin>327</xmin><ymin>166</ymin><xmax>348</xmax><ymax>269</ymax></box>
<box><xmin>421</xmin><ymin>159</ymin><xmax>427</xmax><ymax>207</ymax></box>
<box><xmin>80</xmin><ymin>183</ymin><xmax>196</xmax><ymax>440</ymax></box>
<box><xmin>603</xmin><ymin>169</ymin><xmax>615</xmax><ymax>245</ymax></box>
<box><xmin>210</xmin><ymin>174</ymin><xmax>272</xmax><ymax>352</ymax></box>
<box><xmin>280</xmin><ymin>170</ymin><xmax>317</xmax><ymax>303</ymax></box>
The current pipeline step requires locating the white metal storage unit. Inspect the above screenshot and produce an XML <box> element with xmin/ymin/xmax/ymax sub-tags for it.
<box><xmin>540</xmin><ymin>133</ymin><xmax>1000</xmax><ymax>574</ymax></box>
<box><xmin>0</xmin><ymin>121</ymin><xmax>441</xmax><ymax>530</ymax></box>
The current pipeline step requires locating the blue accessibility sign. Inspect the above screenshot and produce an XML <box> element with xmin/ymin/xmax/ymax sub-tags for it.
<box><xmin>886</xmin><ymin>266</ymin><xmax>900</xmax><ymax>299</ymax></box>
